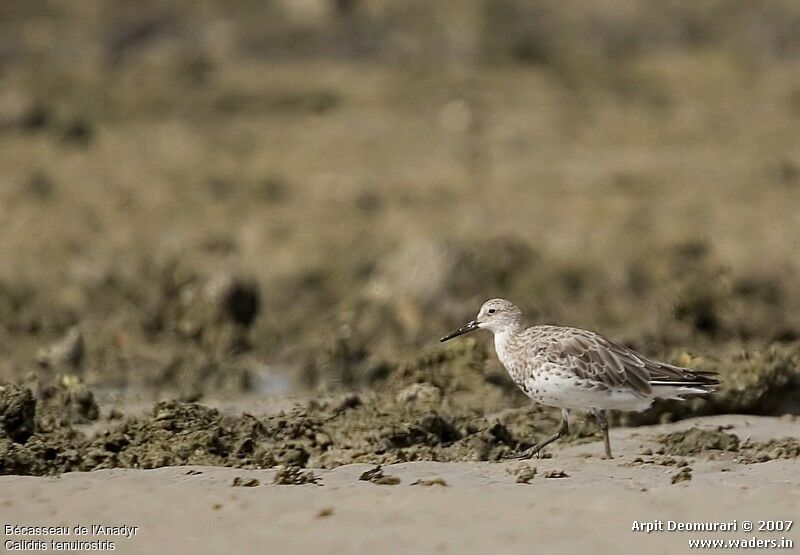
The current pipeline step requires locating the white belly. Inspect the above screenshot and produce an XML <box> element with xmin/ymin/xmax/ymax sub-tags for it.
<box><xmin>494</xmin><ymin>333</ymin><xmax>654</xmax><ymax>412</ymax></box>
<box><xmin>515</xmin><ymin>368</ymin><xmax>653</xmax><ymax>412</ymax></box>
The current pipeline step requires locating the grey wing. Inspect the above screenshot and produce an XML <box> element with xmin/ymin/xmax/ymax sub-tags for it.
<box><xmin>548</xmin><ymin>330</ymin><xmax>653</xmax><ymax>396</ymax></box>
<box><xmin>545</xmin><ymin>328</ymin><xmax>718</xmax><ymax>396</ymax></box>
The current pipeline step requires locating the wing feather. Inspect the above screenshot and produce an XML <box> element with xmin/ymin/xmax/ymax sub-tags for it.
<box><xmin>554</xmin><ymin>331</ymin><xmax>652</xmax><ymax>396</ymax></box>
<box><xmin>544</xmin><ymin>329</ymin><xmax>717</xmax><ymax>396</ymax></box>
<box><xmin>520</xmin><ymin>326</ymin><xmax>719</xmax><ymax>398</ymax></box>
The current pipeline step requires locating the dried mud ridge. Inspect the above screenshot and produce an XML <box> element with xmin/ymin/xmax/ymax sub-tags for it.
<box><xmin>2</xmin><ymin>340</ymin><xmax>799</xmax><ymax>476</ymax></box>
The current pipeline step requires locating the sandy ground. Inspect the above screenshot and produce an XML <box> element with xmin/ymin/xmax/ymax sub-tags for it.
<box><xmin>2</xmin><ymin>415</ymin><xmax>797</xmax><ymax>554</ymax></box>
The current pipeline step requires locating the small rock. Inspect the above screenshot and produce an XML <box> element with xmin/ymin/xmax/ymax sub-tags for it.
<box><xmin>316</xmin><ymin>507</ymin><xmax>334</xmax><ymax>518</ymax></box>
<box><xmin>359</xmin><ymin>465</ymin><xmax>400</xmax><ymax>485</ymax></box>
<box><xmin>671</xmin><ymin>467</ymin><xmax>693</xmax><ymax>484</ymax></box>
<box><xmin>506</xmin><ymin>463</ymin><xmax>536</xmax><ymax>483</ymax></box>
<box><xmin>231</xmin><ymin>477</ymin><xmax>260</xmax><ymax>487</ymax></box>
<box><xmin>411</xmin><ymin>478</ymin><xmax>448</xmax><ymax>487</ymax></box>
<box><xmin>273</xmin><ymin>465</ymin><xmax>320</xmax><ymax>485</ymax></box>
<box><xmin>542</xmin><ymin>470</ymin><xmax>569</xmax><ymax>479</ymax></box>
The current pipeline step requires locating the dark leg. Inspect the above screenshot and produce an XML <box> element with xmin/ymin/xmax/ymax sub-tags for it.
<box><xmin>593</xmin><ymin>409</ymin><xmax>612</xmax><ymax>459</ymax></box>
<box><xmin>514</xmin><ymin>409</ymin><xmax>569</xmax><ymax>459</ymax></box>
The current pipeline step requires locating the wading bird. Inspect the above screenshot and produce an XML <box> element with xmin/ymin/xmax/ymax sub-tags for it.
<box><xmin>441</xmin><ymin>299</ymin><xmax>718</xmax><ymax>458</ymax></box>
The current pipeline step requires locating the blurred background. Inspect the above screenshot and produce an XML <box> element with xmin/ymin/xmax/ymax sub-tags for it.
<box><xmin>1</xmin><ymin>0</ymin><xmax>799</xmax><ymax>404</ymax></box>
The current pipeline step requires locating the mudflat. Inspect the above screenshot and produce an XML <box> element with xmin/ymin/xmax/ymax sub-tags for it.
<box><xmin>3</xmin><ymin>415</ymin><xmax>797</xmax><ymax>554</ymax></box>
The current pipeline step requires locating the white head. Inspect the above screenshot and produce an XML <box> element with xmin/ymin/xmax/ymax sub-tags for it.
<box><xmin>440</xmin><ymin>298</ymin><xmax>524</xmax><ymax>341</ymax></box>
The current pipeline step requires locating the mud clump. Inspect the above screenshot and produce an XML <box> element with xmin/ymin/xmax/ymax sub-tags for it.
<box><xmin>273</xmin><ymin>466</ymin><xmax>319</xmax><ymax>485</ymax></box>
<box><xmin>0</xmin><ymin>384</ymin><xmax>36</xmax><ymax>443</ymax></box>
<box><xmin>316</xmin><ymin>507</ymin><xmax>334</xmax><ymax>518</ymax></box>
<box><xmin>658</xmin><ymin>428</ymin><xmax>740</xmax><ymax>456</ymax></box>
<box><xmin>411</xmin><ymin>477</ymin><xmax>448</xmax><ymax>486</ymax></box>
<box><xmin>0</xmin><ymin>427</ymin><xmax>87</xmax><ymax>476</ymax></box>
<box><xmin>231</xmin><ymin>476</ymin><xmax>260</xmax><ymax>487</ymax></box>
<box><xmin>625</xmin><ymin>455</ymin><xmax>690</xmax><ymax>467</ymax></box>
<box><xmin>507</xmin><ymin>462</ymin><xmax>536</xmax><ymax>483</ymax></box>
<box><xmin>671</xmin><ymin>467</ymin><xmax>693</xmax><ymax>484</ymax></box>
<box><xmin>0</xmin><ymin>382</ymin><xmax>96</xmax><ymax>476</ymax></box>
<box><xmin>86</xmin><ymin>401</ymin><xmax>268</xmax><ymax>470</ymax></box>
<box><xmin>359</xmin><ymin>465</ymin><xmax>400</xmax><ymax>485</ymax></box>
<box><xmin>294</xmin><ymin>401</ymin><xmax>523</xmax><ymax>468</ymax></box>
<box><xmin>83</xmin><ymin>395</ymin><xmax>518</xmax><ymax>474</ymax></box>
<box><xmin>737</xmin><ymin>438</ymin><xmax>800</xmax><ymax>464</ymax></box>
<box><xmin>38</xmin><ymin>382</ymin><xmax>100</xmax><ymax>427</ymax></box>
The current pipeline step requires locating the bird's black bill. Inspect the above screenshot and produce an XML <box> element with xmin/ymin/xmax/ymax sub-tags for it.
<box><xmin>440</xmin><ymin>320</ymin><xmax>479</xmax><ymax>342</ymax></box>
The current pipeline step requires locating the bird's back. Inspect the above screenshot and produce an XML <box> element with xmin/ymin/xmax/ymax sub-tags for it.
<box><xmin>495</xmin><ymin>324</ymin><xmax>717</xmax><ymax>404</ymax></box>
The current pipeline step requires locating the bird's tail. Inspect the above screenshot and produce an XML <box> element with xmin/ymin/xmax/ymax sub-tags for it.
<box><xmin>649</xmin><ymin>368</ymin><xmax>719</xmax><ymax>400</ymax></box>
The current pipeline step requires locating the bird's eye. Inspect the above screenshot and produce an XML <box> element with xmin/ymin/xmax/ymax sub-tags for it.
<box><xmin>488</xmin><ymin>308</ymin><xmax>496</xmax><ymax>314</ymax></box>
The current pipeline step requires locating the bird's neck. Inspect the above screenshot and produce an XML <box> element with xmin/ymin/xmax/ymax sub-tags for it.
<box><xmin>493</xmin><ymin>327</ymin><xmax>521</xmax><ymax>369</ymax></box>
